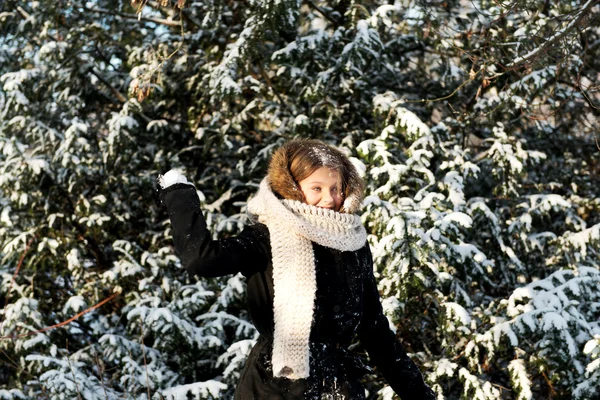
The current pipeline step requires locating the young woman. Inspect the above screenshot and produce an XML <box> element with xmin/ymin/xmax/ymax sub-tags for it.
<box><xmin>159</xmin><ymin>139</ymin><xmax>435</xmax><ymax>399</ymax></box>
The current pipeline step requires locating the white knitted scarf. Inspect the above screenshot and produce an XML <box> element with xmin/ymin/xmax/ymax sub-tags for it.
<box><xmin>246</xmin><ymin>178</ymin><xmax>367</xmax><ymax>380</ymax></box>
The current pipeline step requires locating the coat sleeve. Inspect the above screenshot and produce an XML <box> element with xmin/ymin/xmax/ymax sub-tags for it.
<box><xmin>160</xmin><ymin>183</ymin><xmax>269</xmax><ymax>278</ymax></box>
<box><xmin>358</xmin><ymin>248</ymin><xmax>435</xmax><ymax>400</ymax></box>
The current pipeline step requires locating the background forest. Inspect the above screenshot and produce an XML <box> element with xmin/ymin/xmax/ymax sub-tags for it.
<box><xmin>1</xmin><ymin>0</ymin><xmax>599</xmax><ymax>399</ymax></box>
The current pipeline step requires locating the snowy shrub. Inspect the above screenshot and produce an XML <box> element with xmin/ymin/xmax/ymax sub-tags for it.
<box><xmin>1</xmin><ymin>0</ymin><xmax>598</xmax><ymax>398</ymax></box>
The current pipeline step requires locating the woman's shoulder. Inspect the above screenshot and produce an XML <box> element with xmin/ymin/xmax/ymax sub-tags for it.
<box><xmin>232</xmin><ymin>222</ymin><xmax>272</xmax><ymax>270</ymax></box>
<box><xmin>236</xmin><ymin>221</ymin><xmax>271</xmax><ymax>252</ymax></box>
<box><xmin>244</xmin><ymin>221</ymin><xmax>270</xmax><ymax>239</ymax></box>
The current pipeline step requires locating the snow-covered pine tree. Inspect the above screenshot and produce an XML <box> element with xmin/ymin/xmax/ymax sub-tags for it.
<box><xmin>1</xmin><ymin>0</ymin><xmax>598</xmax><ymax>399</ymax></box>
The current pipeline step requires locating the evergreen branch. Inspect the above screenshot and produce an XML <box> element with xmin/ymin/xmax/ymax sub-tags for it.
<box><xmin>39</xmin><ymin>170</ymin><xmax>111</xmax><ymax>270</ymax></box>
<box><xmin>16</xmin><ymin>5</ymin><xmax>128</xmax><ymax>104</ymax></box>
<box><xmin>0</xmin><ymin>291</ymin><xmax>121</xmax><ymax>341</ymax></box>
<box><xmin>505</xmin><ymin>0</ymin><xmax>599</xmax><ymax>69</ymax></box>
<box><xmin>259</xmin><ymin>64</ymin><xmax>291</xmax><ymax>113</ymax></box>
<box><xmin>0</xmin><ymin>350</ymin><xmax>49</xmax><ymax>399</ymax></box>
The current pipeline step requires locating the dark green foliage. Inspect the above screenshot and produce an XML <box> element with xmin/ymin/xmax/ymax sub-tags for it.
<box><xmin>0</xmin><ymin>0</ymin><xmax>599</xmax><ymax>399</ymax></box>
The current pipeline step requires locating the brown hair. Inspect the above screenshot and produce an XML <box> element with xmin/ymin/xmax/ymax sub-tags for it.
<box><xmin>267</xmin><ymin>139</ymin><xmax>364</xmax><ymax>213</ymax></box>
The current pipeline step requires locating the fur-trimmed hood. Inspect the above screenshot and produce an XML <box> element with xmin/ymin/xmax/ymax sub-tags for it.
<box><xmin>266</xmin><ymin>140</ymin><xmax>364</xmax><ymax>214</ymax></box>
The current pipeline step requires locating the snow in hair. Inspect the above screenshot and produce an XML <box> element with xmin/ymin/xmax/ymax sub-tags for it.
<box><xmin>268</xmin><ymin>139</ymin><xmax>365</xmax><ymax>214</ymax></box>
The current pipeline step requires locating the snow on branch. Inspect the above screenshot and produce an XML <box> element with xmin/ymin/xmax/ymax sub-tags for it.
<box><xmin>161</xmin><ymin>381</ymin><xmax>228</xmax><ymax>400</ymax></box>
<box><xmin>565</xmin><ymin>223</ymin><xmax>600</xmax><ymax>258</ymax></box>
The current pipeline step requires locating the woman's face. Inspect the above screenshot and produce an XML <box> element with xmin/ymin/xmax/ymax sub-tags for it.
<box><xmin>298</xmin><ymin>167</ymin><xmax>343</xmax><ymax>211</ymax></box>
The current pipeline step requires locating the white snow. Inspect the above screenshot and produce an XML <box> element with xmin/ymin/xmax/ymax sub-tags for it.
<box><xmin>0</xmin><ymin>389</ymin><xmax>27</xmax><ymax>400</ymax></box>
<box><xmin>158</xmin><ymin>169</ymin><xmax>192</xmax><ymax>189</ymax></box>
<box><xmin>442</xmin><ymin>212</ymin><xmax>472</xmax><ymax>228</ymax></box>
<box><xmin>62</xmin><ymin>296</ymin><xmax>87</xmax><ymax>314</ymax></box>
<box><xmin>508</xmin><ymin>359</ymin><xmax>533</xmax><ymax>400</ymax></box>
<box><xmin>444</xmin><ymin>302</ymin><xmax>471</xmax><ymax>325</ymax></box>
<box><xmin>566</xmin><ymin>223</ymin><xmax>600</xmax><ymax>258</ymax></box>
<box><xmin>161</xmin><ymin>381</ymin><xmax>228</xmax><ymax>400</ymax></box>
<box><xmin>432</xmin><ymin>358</ymin><xmax>458</xmax><ymax>379</ymax></box>
<box><xmin>293</xmin><ymin>114</ymin><xmax>309</xmax><ymax>125</ymax></box>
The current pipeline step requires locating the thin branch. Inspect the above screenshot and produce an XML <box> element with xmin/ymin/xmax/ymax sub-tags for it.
<box><xmin>0</xmin><ymin>235</ymin><xmax>37</xmax><ymax>335</ymax></box>
<box><xmin>65</xmin><ymin>340</ymin><xmax>83</xmax><ymax>400</ymax></box>
<box><xmin>0</xmin><ymin>291</ymin><xmax>120</xmax><ymax>341</ymax></box>
<box><xmin>259</xmin><ymin>64</ymin><xmax>291</xmax><ymax>113</ymax></box>
<box><xmin>87</xmin><ymin>67</ymin><xmax>128</xmax><ymax>104</ymax></box>
<box><xmin>92</xmin><ymin>349</ymin><xmax>109</xmax><ymax>399</ymax></box>
<box><xmin>140</xmin><ymin>318</ymin><xmax>151</xmax><ymax>400</ymax></box>
<box><xmin>541</xmin><ymin>370</ymin><xmax>558</xmax><ymax>396</ymax></box>
<box><xmin>490</xmin><ymin>382</ymin><xmax>511</xmax><ymax>392</ymax></box>
<box><xmin>89</xmin><ymin>7</ymin><xmax>181</xmax><ymax>27</ymax></box>
<box><xmin>557</xmin><ymin>79</ymin><xmax>600</xmax><ymax>110</ymax></box>
<box><xmin>304</xmin><ymin>0</ymin><xmax>339</xmax><ymax>25</ymax></box>
<box><xmin>505</xmin><ymin>0</ymin><xmax>599</xmax><ymax>68</ymax></box>
<box><xmin>404</xmin><ymin>68</ymin><xmax>482</xmax><ymax>104</ymax></box>
<box><xmin>16</xmin><ymin>6</ymin><xmax>31</xmax><ymax>19</ymax></box>
<box><xmin>146</xmin><ymin>0</ymin><xmax>202</xmax><ymax>28</ymax></box>
<box><xmin>179</xmin><ymin>8</ymin><xmax>202</xmax><ymax>29</ymax></box>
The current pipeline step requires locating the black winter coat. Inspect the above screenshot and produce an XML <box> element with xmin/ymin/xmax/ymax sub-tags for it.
<box><xmin>162</xmin><ymin>184</ymin><xmax>435</xmax><ymax>400</ymax></box>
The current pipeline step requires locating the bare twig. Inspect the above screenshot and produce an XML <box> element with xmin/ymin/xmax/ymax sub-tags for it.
<box><xmin>140</xmin><ymin>318</ymin><xmax>152</xmax><ymax>400</ymax></box>
<box><xmin>542</xmin><ymin>370</ymin><xmax>557</xmax><ymax>396</ymax></box>
<box><xmin>15</xmin><ymin>6</ymin><xmax>31</xmax><ymax>19</ymax></box>
<box><xmin>132</xmin><ymin>10</ymin><xmax>186</xmax><ymax>101</ymax></box>
<box><xmin>65</xmin><ymin>339</ymin><xmax>83</xmax><ymax>400</ymax></box>
<box><xmin>490</xmin><ymin>382</ymin><xmax>511</xmax><ymax>392</ymax></box>
<box><xmin>556</xmin><ymin>79</ymin><xmax>599</xmax><ymax>110</ymax></box>
<box><xmin>92</xmin><ymin>349</ymin><xmax>109</xmax><ymax>399</ymax></box>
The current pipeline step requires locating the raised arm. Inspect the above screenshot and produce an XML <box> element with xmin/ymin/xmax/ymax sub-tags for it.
<box><xmin>159</xmin><ymin>176</ymin><xmax>269</xmax><ymax>278</ymax></box>
<box><xmin>358</xmin><ymin>249</ymin><xmax>435</xmax><ymax>400</ymax></box>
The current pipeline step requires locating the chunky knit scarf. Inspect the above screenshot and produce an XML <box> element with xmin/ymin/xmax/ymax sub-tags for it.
<box><xmin>246</xmin><ymin>178</ymin><xmax>367</xmax><ymax>380</ymax></box>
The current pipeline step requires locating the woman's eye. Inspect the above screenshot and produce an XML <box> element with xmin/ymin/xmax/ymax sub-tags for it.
<box><xmin>313</xmin><ymin>187</ymin><xmax>321</xmax><ymax>192</ymax></box>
